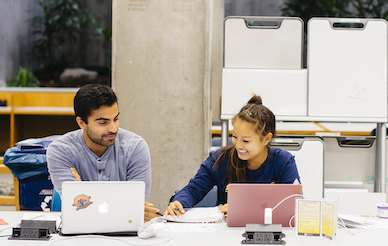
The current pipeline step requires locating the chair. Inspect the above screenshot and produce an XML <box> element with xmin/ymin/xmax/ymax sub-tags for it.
<box><xmin>194</xmin><ymin>186</ymin><xmax>218</xmax><ymax>207</ymax></box>
<box><xmin>211</xmin><ymin>137</ymin><xmax>232</xmax><ymax>147</ymax></box>
<box><xmin>51</xmin><ymin>188</ymin><xmax>61</xmax><ymax>211</ymax></box>
<box><xmin>170</xmin><ymin>186</ymin><xmax>218</xmax><ymax>207</ymax></box>
<box><xmin>272</xmin><ymin>137</ymin><xmax>324</xmax><ymax>199</ymax></box>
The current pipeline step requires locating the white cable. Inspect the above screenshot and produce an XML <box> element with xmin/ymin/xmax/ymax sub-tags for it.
<box><xmin>263</xmin><ymin>193</ymin><xmax>302</xmax><ymax>226</ymax></box>
<box><xmin>47</xmin><ymin>218</ymin><xmax>173</xmax><ymax>246</ymax></box>
<box><xmin>45</xmin><ymin>233</ymin><xmax>173</xmax><ymax>246</ymax></box>
<box><xmin>289</xmin><ymin>215</ymin><xmax>295</xmax><ymax>228</ymax></box>
<box><xmin>272</xmin><ymin>194</ymin><xmax>303</xmax><ymax>211</ymax></box>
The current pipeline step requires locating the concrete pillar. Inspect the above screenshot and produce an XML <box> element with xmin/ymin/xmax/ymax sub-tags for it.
<box><xmin>210</xmin><ymin>0</ymin><xmax>224</xmax><ymax>122</ymax></box>
<box><xmin>112</xmin><ymin>0</ymin><xmax>214</xmax><ymax>209</ymax></box>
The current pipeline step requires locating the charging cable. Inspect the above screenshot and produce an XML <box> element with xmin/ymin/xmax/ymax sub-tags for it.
<box><xmin>47</xmin><ymin>217</ymin><xmax>173</xmax><ymax>246</ymax></box>
<box><xmin>288</xmin><ymin>215</ymin><xmax>295</xmax><ymax>228</ymax></box>
<box><xmin>264</xmin><ymin>194</ymin><xmax>303</xmax><ymax>224</ymax></box>
<box><xmin>45</xmin><ymin>234</ymin><xmax>173</xmax><ymax>246</ymax></box>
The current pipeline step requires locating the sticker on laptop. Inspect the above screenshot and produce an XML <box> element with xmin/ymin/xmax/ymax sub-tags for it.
<box><xmin>72</xmin><ymin>194</ymin><xmax>93</xmax><ymax>210</ymax></box>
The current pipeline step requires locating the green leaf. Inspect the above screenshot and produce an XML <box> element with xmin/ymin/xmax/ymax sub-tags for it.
<box><xmin>6</xmin><ymin>67</ymin><xmax>40</xmax><ymax>87</ymax></box>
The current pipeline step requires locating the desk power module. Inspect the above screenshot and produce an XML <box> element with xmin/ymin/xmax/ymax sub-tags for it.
<box><xmin>9</xmin><ymin>220</ymin><xmax>57</xmax><ymax>241</ymax></box>
<box><xmin>242</xmin><ymin>224</ymin><xmax>285</xmax><ymax>245</ymax></box>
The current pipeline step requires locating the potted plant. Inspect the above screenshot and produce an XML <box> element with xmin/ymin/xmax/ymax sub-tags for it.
<box><xmin>7</xmin><ymin>67</ymin><xmax>40</xmax><ymax>87</ymax></box>
<box><xmin>30</xmin><ymin>0</ymin><xmax>96</xmax><ymax>85</ymax></box>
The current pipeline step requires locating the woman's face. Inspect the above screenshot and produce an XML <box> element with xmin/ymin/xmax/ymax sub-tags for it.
<box><xmin>232</xmin><ymin>118</ymin><xmax>272</xmax><ymax>168</ymax></box>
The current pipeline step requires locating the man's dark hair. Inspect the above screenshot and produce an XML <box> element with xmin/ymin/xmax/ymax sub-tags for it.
<box><xmin>74</xmin><ymin>84</ymin><xmax>117</xmax><ymax>123</ymax></box>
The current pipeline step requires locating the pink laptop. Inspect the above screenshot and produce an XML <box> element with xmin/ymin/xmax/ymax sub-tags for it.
<box><xmin>227</xmin><ymin>184</ymin><xmax>303</xmax><ymax>227</ymax></box>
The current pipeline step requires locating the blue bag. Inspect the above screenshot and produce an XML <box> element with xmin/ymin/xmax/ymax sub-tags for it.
<box><xmin>3</xmin><ymin>140</ymin><xmax>53</xmax><ymax>180</ymax></box>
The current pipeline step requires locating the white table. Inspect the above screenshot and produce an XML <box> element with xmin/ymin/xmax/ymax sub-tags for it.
<box><xmin>0</xmin><ymin>211</ymin><xmax>388</xmax><ymax>246</ymax></box>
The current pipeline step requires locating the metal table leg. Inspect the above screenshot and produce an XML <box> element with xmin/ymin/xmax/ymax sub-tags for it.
<box><xmin>375</xmin><ymin>122</ymin><xmax>386</xmax><ymax>193</ymax></box>
<box><xmin>221</xmin><ymin>120</ymin><xmax>229</xmax><ymax>147</ymax></box>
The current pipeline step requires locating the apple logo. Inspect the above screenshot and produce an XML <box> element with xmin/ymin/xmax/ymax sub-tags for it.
<box><xmin>98</xmin><ymin>202</ymin><xmax>109</xmax><ymax>214</ymax></box>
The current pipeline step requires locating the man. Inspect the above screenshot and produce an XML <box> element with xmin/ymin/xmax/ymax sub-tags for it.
<box><xmin>47</xmin><ymin>84</ymin><xmax>159</xmax><ymax>221</ymax></box>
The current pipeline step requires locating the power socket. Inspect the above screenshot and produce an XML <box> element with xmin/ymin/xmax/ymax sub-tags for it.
<box><xmin>11</xmin><ymin>228</ymin><xmax>50</xmax><ymax>240</ymax></box>
<box><xmin>242</xmin><ymin>224</ymin><xmax>285</xmax><ymax>245</ymax></box>
<box><xmin>8</xmin><ymin>220</ymin><xmax>56</xmax><ymax>241</ymax></box>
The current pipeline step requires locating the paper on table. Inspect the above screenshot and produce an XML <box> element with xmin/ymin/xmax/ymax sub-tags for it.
<box><xmin>165</xmin><ymin>207</ymin><xmax>224</xmax><ymax>223</ymax></box>
<box><xmin>338</xmin><ymin>214</ymin><xmax>373</xmax><ymax>229</ymax></box>
<box><xmin>167</xmin><ymin>223</ymin><xmax>218</xmax><ymax>232</ymax></box>
<box><xmin>338</xmin><ymin>214</ymin><xmax>388</xmax><ymax>230</ymax></box>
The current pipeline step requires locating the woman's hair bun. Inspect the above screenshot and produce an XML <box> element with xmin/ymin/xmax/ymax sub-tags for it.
<box><xmin>247</xmin><ymin>95</ymin><xmax>262</xmax><ymax>105</ymax></box>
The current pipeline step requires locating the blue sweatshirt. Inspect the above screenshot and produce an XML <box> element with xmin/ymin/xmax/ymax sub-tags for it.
<box><xmin>173</xmin><ymin>147</ymin><xmax>300</xmax><ymax>208</ymax></box>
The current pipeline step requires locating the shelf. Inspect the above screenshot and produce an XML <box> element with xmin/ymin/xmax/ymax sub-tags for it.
<box><xmin>0</xmin><ymin>107</ymin><xmax>11</xmax><ymax>114</ymax></box>
<box><xmin>0</xmin><ymin>164</ymin><xmax>11</xmax><ymax>174</ymax></box>
<box><xmin>0</xmin><ymin>87</ymin><xmax>78</xmax><ymax>93</ymax></box>
<box><xmin>276</xmin><ymin>116</ymin><xmax>388</xmax><ymax>123</ymax></box>
<box><xmin>0</xmin><ymin>90</ymin><xmax>78</xmax><ymax>152</ymax></box>
<box><xmin>222</xmin><ymin>115</ymin><xmax>388</xmax><ymax>123</ymax></box>
<box><xmin>13</xmin><ymin>106</ymin><xmax>74</xmax><ymax>115</ymax></box>
<box><xmin>213</xmin><ymin>121</ymin><xmax>374</xmax><ymax>137</ymax></box>
<box><xmin>0</xmin><ymin>196</ymin><xmax>16</xmax><ymax>206</ymax></box>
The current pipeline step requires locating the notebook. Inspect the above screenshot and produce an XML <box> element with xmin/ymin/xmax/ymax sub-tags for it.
<box><xmin>165</xmin><ymin>207</ymin><xmax>224</xmax><ymax>223</ymax></box>
<box><xmin>60</xmin><ymin>181</ymin><xmax>145</xmax><ymax>235</ymax></box>
<box><xmin>227</xmin><ymin>184</ymin><xmax>303</xmax><ymax>227</ymax></box>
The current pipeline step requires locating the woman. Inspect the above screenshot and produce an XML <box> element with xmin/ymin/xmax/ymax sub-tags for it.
<box><xmin>165</xmin><ymin>95</ymin><xmax>300</xmax><ymax>216</ymax></box>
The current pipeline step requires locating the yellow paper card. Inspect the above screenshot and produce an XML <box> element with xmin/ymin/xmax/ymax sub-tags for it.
<box><xmin>297</xmin><ymin>199</ymin><xmax>321</xmax><ymax>236</ymax></box>
<box><xmin>322</xmin><ymin>201</ymin><xmax>336</xmax><ymax>240</ymax></box>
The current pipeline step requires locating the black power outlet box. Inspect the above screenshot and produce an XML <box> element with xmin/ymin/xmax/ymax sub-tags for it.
<box><xmin>9</xmin><ymin>220</ymin><xmax>57</xmax><ymax>241</ymax></box>
<box><xmin>11</xmin><ymin>227</ymin><xmax>50</xmax><ymax>240</ymax></box>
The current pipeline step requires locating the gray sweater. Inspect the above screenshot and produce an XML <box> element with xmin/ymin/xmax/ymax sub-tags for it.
<box><xmin>47</xmin><ymin>128</ymin><xmax>151</xmax><ymax>200</ymax></box>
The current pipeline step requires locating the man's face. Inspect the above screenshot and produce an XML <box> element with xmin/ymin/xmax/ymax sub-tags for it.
<box><xmin>78</xmin><ymin>103</ymin><xmax>119</xmax><ymax>151</ymax></box>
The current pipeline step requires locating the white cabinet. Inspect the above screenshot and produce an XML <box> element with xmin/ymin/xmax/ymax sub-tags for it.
<box><xmin>224</xmin><ymin>16</ymin><xmax>303</xmax><ymax>69</ymax></box>
<box><xmin>221</xmin><ymin>68</ymin><xmax>307</xmax><ymax>119</ymax></box>
<box><xmin>308</xmin><ymin>18</ymin><xmax>387</xmax><ymax>119</ymax></box>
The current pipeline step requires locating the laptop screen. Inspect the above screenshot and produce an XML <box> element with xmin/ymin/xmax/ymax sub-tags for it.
<box><xmin>60</xmin><ymin>181</ymin><xmax>145</xmax><ymax>235</ymax></box>
<box><xmin>227</xmin><ymin>184</ymin><xmax>303</xmax><ymax>227</ymax></box>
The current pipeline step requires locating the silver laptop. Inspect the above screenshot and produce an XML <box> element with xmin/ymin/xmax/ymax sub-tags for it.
<box><xmin>60</xmin><ymin>181</ymin><xmax>145</xmax><ymax>235</ymax></box>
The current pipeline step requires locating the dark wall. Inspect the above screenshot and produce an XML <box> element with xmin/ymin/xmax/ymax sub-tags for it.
<box><xmin>225</xmin><ymin>0</ymin><xmax>285</xmax><ymax>17</ymax></box>
<box><xmin>0</xmin><ymin>0</ymin><xmax>112</xmax><ymax>86</ymax></box>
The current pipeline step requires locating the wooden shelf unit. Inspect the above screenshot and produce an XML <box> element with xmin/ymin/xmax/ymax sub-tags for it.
<box><xmin>0</xmin><ymin>88</ymin><xmax>78</xmax><ymax>155</ymax></box>
<box><xmin>0</xmin><ymin>88</ymin><xmax>79</xmax><ymax>208</ymax></box>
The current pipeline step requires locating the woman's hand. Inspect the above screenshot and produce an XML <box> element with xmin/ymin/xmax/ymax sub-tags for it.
<box><xmin>144</xmin><ymin>201</ymin><xmax>161</xmax><ymax>222</ymax></box>
<box><xmin>219</xmin><ymin>203</ymin><xmax>228</xmax><ymax>214</ymax></box>
<box><xmin>164</xmin><ymin>201</ymin><xmax>185</xmax><ymax>217</ymax></box>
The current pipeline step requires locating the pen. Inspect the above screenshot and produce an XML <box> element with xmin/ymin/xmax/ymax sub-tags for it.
<box><xmin>156</xmin><ymin>212</ymin><xmax>163</xmax><ymax>216</ymax></box>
